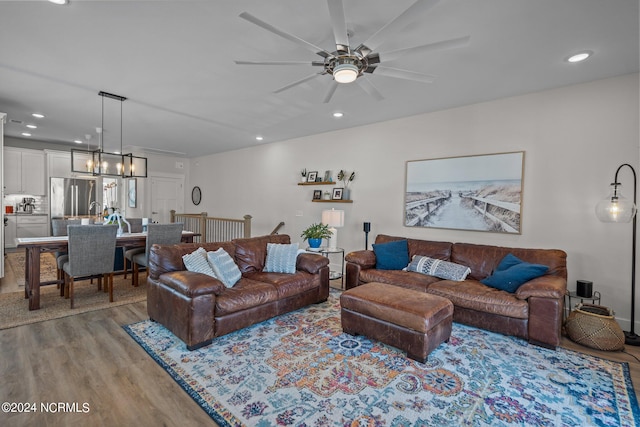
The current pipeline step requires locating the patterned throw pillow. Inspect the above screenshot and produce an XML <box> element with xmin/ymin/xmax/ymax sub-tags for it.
<box><xmin>406</xmin><ymin>255</ymin><xmax>471</xmax><ymax>281</ymax></box>
<box><xmin>207</xmin><ymin>248</ymin><xmax>242</xmax><ymax>288</ymax></box>
<box><xmin>264</xmin><ymin>243</ymin><xmax>299</xmax><ymax>274</ymax></box>
<box><xmin>182</xmin><ymin>247</ymin><xmax>217</xmax><ymax>278</ymax></box>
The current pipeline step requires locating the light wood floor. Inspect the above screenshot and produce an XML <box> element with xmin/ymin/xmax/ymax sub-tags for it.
<box><xmin>0</xmin><ymin>264</ymin><xmax>638</xmax><ymax>426</ymax></box>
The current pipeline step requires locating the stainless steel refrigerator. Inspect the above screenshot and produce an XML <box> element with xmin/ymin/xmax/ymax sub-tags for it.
<box><xmin>50</xmin><ymin>177</ymin><xmax>97</xmax><ymax>218</ymax></box>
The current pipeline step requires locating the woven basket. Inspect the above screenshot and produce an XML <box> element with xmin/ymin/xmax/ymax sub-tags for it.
<box><xmin>565</xmin><ymin>303</ymin><xmax>625</xmax><ymax>351</ymax></box>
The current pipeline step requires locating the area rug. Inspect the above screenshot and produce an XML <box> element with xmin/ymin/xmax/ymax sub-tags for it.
<box><xmin>125</xmin><ymin>291</ymin><xmax>639</xmax><ymax>426</ymax></box>
<box><xmin>0</xmin><ymin>276</ymin><xmax>147</xmax><ymax>330</ymax></box>
<box><xmin>5</xmin><ymin>251</ymin><xmax>57</xmax><ymax>287</ymax></box>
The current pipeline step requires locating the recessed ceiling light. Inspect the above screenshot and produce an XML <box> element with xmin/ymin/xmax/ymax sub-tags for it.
<box><xmin>21</xmin><ymin>133</ymin><xmax>31</xmax><ymax>137</ymax></box>
<box><xmin>255</xmin><ymin>136</ymin><xmax>264</xmax><ymax>141</ymax></box>
<box><xmin>32</xmin><ymin>113</ymin><xmax>44</xmax><ymax>118</ymax></box>
<box><xmin>26</xmin><ymin>124</ymin><xmax>37</xmax><ymax>129</ymax></box>
<box><xmin>73</xmin><ymin>140</ymin><xmax>83</xmax><ymax>144</ymax></box>
<box><xmin>567</xmin><ymin>51</ymin><xmax>592</xmax><ymax>63</ymax></box>
<box><xmin>332</xmin><ymin>112</ymin><xmax>344</xmax><ymax>118</ymax></box>
<box><xmin>48</xmin><ymin>0</ymin><xmax>68</xmax><ymax>4</ymax></box>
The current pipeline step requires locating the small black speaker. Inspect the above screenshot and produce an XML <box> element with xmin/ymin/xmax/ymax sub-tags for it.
<box><xmin>577</xmin><ymin>280</ymin><xmax>593</xmax><ymax>298</ymax></box>
<box><xmin>363</xmin><ymin>222</ymin><xmax>371</xmax><ymax>232</ymax></box>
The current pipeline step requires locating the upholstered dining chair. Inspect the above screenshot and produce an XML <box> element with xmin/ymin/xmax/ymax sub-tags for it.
<box><xmin>51</xmin><ymin>219</ymin><xmax>81</xmax><ymax>282</ymax></box>
<box><xmin>127</xmin><ymin>222</ymin><xmax>184</xmax><ymax>287</ymax></box>
<box><xmin>62</xmin><ymin>224</ymin><xmax>118</xmax><ymax>309</ymax></box>
<box><xmin>122</xmin><ymin>218</ymin><xmax>144</xmax><ymax>279</ymax></box>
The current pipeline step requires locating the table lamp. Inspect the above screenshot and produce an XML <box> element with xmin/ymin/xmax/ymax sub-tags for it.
<box><xmin>322</xmin><ymin>208</ymin><xmax>344</xmax><ymax>250</ymax></box>
<box><xmin>595</xmin><ymin>163</ymin><xmax>638</xmax><ymax>345</ymax></box>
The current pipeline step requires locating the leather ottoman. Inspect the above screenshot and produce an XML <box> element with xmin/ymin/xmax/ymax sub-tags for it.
<box><xmin>340</xmin><ymin>282</ymin><xmax>453</xmax><ymax>363</ymax></box>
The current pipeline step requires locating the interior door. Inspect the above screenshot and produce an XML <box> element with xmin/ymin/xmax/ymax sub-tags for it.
<box><xmin>150</xmin><ymin>176</ymin><xmax>184</xmax><ymax>224</ymax></box>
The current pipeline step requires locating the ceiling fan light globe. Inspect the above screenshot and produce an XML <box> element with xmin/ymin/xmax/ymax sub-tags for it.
<box><xmin>333</xmin><ymin>63</ymin><xmax>358</xmax><ymax>84</ymax></box>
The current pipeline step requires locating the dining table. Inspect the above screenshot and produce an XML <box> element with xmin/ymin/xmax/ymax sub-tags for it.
<box><xmin>15</xmin><ymin>230</ymin><xmax>199</xmax><ymax>310</ymax></box>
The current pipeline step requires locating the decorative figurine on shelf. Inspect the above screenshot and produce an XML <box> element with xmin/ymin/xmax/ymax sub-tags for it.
<box><xmin>104</xmin><ymin>209</ymin><xmax>131</xmax><ymax>236</ymax></box>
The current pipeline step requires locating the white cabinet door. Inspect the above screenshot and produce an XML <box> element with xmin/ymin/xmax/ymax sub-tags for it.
<box><xmin>47</xmin><ymin>150</ymin><xmax>72</xmax><ymax>179</ymax></box>
<box><xmin>4</xmin><ymin>148</ymin><xmax>21</xmax><ymax>194</ymax></box>
<box><xmin>3</xmin><ymin>148</ymin><xmax>46</xmax><ymax>195</ymax></box>
<box><xmin>21</xmin><ymin>150</ymin><xmax>45</xmax><ymax>195</ymax></box>
<box><xmin>5</xmin><ymin>216</ymin><xmax>16</xmax><ymax>249</ymax></box>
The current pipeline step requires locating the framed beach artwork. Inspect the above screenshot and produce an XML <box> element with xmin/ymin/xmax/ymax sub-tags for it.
<box><xmin>404</xmin><ymin>151</ymin><xmax>524</xmax><ymax>234</ymax></box>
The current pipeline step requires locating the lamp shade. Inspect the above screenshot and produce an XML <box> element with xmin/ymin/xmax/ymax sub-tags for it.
<box><xmin>322</xmin><ymin>209</ymin><xmax>344</xmax><ymax>228</ymax></box>
<box><xmin>595</xmin><ymin>183</ymin><xmax>637</xmax><ymax>223</ymax></box>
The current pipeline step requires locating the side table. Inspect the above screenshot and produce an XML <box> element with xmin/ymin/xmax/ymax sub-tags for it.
<box><xmin>564</xmin><ymin>290</ymin><xmax>601</xmax><ymax>320</ymax></box>
<box><xmin>309</xmin><ymin>247</ymin><xmax>344</xmax><ymax>288</ymax></box>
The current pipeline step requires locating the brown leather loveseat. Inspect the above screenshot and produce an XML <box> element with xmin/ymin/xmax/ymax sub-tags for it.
<box><xmin>345</xmin><ymin>234</ymin><xmax>567</xmax><ymax>349</ymax></box>
<box><xmin>147</xmin><ymin>234</ymin><xmax>330</xmax><ymax>350</ymax></box>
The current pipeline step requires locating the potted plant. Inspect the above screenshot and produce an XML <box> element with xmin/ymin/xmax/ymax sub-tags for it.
<box><xmin>300</xmin><ymin>168</ymin><xmax>307</xmax><ymax>183</ymax></box>
<box><xmin>301</xmin><ymin>222</ymin><xmax>333</xmax><ymax>249</ymax></box>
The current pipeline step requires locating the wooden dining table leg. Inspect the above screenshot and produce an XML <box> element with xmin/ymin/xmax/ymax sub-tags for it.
<box><xmin>26</xmin><ymin>247</ymin><xmax>42</xmax><ymax>310</ymax></box>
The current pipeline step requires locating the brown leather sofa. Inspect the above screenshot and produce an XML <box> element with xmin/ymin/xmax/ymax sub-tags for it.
<box><xmin>147</xmin><ymin>234</ymin><xmax>330</xmax><ymax>350</ymax></box>
<box><xmin>345</xmin><ymin>234</ymin><xmax>567</xmax><ymax>349</ymax></box>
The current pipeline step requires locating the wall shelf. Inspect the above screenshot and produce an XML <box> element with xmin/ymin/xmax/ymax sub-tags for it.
<box><xmin>298</xmin><ymin>182</ymin><xmax>335</xmax><ymax>186</ymax></box>
<box><xmin>312</xmin><ymin>199</ymin><xmax>353</xmax><ymax>203</ymax></box>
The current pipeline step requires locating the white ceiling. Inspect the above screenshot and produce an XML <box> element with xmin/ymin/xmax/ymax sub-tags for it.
<box><xmin>0</xmin><ymin>0</ymin><xmax>637</xmax><ymax>158</ymax></box>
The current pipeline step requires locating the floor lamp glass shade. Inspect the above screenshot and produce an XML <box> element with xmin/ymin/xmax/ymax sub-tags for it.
<box><xmin>595</xmin><ymin>184</ymin><xmax>637</xmax><ymax>223</ymax></box>
<box><xmin>322</xmin><ymin>209</ymin><xmax>344</xmax><ymax>249</ymax></box>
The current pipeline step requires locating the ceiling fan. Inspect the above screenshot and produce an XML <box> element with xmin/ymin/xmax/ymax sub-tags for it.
<box><xmin>235</xmin><ymin>0</ymin><xmax>470</xmax><ymax>103</ymax></box>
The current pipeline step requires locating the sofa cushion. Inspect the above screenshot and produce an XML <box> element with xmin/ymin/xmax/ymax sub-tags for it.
<box><xmin>427</xmin><ymin>280</ymin><xmax>529</xmax><ymax>319</ymax></box>
<box><xmin>481</xmin><ymin>255</ymin><xmax>549</xmax><ymax>293</ymax></box>
<box><xmin>149</xmin><ymin>241</ymin><xmax>235</xmax><ymax>279</ymax></box>
<box><xmin>182</xmin><ymin>247</ymin><xmax>217</xmax><ymax>278</ymax></box>
<box><xmin>374</xmin><ymin>234</ymin><xmax>453</xmax><ymax>261</ymax></box>
<box><xmin>263</xmin><ymin>243</ymin><xmax>299</xmax><ymax>274</ymax></box>
<box><xmin>372</xmin><ymin>239</ymin><xmax>409</xmax><ymax>270</ymax></box>
<box><xmin>359</xmin><ymin>269</ymin><xmax>440</xmax><ymax>292</ymax></box>
<box><xmin>233</xmin><ymin>234</ymin><xmax>291</xmax><ymax>273</ymax></box>
<box><xmin>245</xmin><ymin>271</ymin><xmax>319</xmax><ymax>299</ymax></box>
<box><xmin>214</xmin><ymin>278</ymin><xmax>279</xmax><ymax>315</ymax></box>
<box><xmin>207</xmin><ymin>248</ymin><xmax>242</xmax><ymax>288</ymax></box>
<box><xmin>406</xmin><ymin>255</ymin><xmax>471</xmax><ymax>281</ymax></box>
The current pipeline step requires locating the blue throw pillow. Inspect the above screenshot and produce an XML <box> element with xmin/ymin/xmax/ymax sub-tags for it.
<box><xmin>372</xmin><ymin>239</ymin><xmax>409</xmax><ymax>270</ymax></box>
<box><xmin>481</xmin><ymin>255</ymin><xmax>549</xmax><ymax>293</ymax></box>
<box><xmin>264</xmin><ymin>243</ymin><xmax>299</xmax><ymax>274</ymax></box>
<box><xmin>496</xmin><ymin>253</ymin><xmax>524</xmax><ymax>272</ymax></box>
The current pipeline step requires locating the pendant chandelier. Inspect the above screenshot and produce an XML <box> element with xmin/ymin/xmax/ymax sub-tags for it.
<box><xmin>71</xmin><ymin>91</ymin><xmax>147</xmax><ymax>178</ymax></box>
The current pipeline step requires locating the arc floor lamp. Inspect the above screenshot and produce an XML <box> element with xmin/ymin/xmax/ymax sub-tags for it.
<box><xmin>595</xmin><ymin>163</ymin><xmax>638</xmax><ymax>346</ymax></box>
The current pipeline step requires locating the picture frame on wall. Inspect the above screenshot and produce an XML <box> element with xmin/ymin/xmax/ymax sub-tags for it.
<box><xmin>128</xmin><ymin>178</ymin><xmax>137</xmax><ymax>208</ymax></box>
<box><xmin>404</xmin><ymin>151</ymin><xmax>524</xmax><ymax>234</ymax></box>
<box><xmin>312</xmin><ymin>190</ymin><xmax>322</xmax><ymax>200</ymax></box>
<box><xmin>332</xmin><ymin>187</ymin><xmax>343</xmax><ymax>200</ymax></box>
<box><xmin>307</xmin><ymin>171</ymin><xmax>318</xmax><ymax>182</ymax></box>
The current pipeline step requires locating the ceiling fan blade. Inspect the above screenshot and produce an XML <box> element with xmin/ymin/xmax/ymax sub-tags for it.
<box><xmin>235</xmin><ymin>60</ymin><xmax>316</xmax><ymax>66</ymax></box>
<box><xmin>327</xmin><ymin>0</ymin><xmax>349</xmax><ymax>51</ymax></box>
<box><xmin>361</xmin><ymin>0</ymin><xmax>441</xmax><ymax>51</ymax></box>
<box><xmin>273</xmin><ymin>73</ymin><xmax>323</xmax><ymax>94</ymax></box>
<box><xmin>239</xmin><ymin>12</ymin><xmax>333</xmax><ymax>58</ymax></box>
<box><xmin>322</xmin><ymin>82</ymin><xmax>339</xmax><ymax>103</ymax></box>
<box><xmin>357</xmin><ymin>77</ymin><xmax>384</xmax><ymax>101</ymax></box>
<box><xmin>381</xmin><ymin>36</ymin><xmax>471</xmax><ymax>62</ymax></box>
<box><xmin>373</xmin><ymin>66</ymin><xmax>435</xmax><ymax>83</ymax></box>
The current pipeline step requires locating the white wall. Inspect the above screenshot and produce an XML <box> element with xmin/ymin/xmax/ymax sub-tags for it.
<box><xmin>188</xmin><ymin>74</ymin><xmax>640</xmax><ymax>330</ymax></box>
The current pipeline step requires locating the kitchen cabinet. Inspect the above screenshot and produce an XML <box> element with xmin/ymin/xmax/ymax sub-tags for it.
<box><xmin>5</xmin><ymin>215</ymin><xmax>16</xmax><ymax>249</ymax></box>
<box><xmin>4</xmin><ymin>147</ymin><xmax>46</xmax><ymax>195</ymax></box>
<box><xmin>47</xmin><ymin>150</ymin><xmax>72</xmax><ymax>179</ymax></box>
<box><xmin>16</xmin><ymin>215</ymin><xmax>48</xmax><ymax>239</ymax></box>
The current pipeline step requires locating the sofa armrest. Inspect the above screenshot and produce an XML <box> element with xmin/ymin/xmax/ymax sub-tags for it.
<box><xmin>296</xmin><ymin>253</ymin><xmax>330</xmax><ymax>274</ymax></box>
<box><xmin>158</xmin><ymin>271</ymin><xmax>226</xmax><ymax>297</ymax></box>
<box><xmin>515</xmin><ymin>275</ymin><xmax>567</xmax><ymax>300</ymax></box>
<box><xmin>345</xmin><ymin>250</ymin><xmax>376</xmax><ymax>269</ymax></box>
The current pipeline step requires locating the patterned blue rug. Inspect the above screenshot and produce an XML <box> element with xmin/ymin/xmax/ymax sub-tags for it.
<box><xmin>124</xmin><ymin>291</ymin><xmax>639</xmax><ymax>426</ymax></box>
